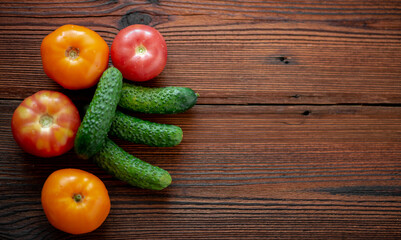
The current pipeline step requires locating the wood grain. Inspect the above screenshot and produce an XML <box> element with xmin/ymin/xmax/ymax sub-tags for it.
<box><xmin>1</xmin><ymin>0</ymin><xmax>401</xmax><ymax>239</ymax></box>
<box><xmin>1</xmin><ymin>100</ymin><xmax>401</xmax><ymax>239</ymax></box>
<box><xmin>0</xmin><ymin>0</ymin><xmax>401</xmax><ymax>103</ymax></box>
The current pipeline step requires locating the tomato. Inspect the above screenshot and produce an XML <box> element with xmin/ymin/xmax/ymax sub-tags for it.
<box><xmin>41</xmin><ymin>169</ymin><xmax>111</xmax><ymax>234</ymax></box>
<box><xmin>11</xmin><ymin>90</ymin><xmax>80</xmax><ymax>158</ymax></box>
<box><xmin>41</xmin><ymin>24</ymin><xmax>109</xmax><ymax>90</ymax></box>
<box><xmin>111</xmin><ymin>24</ymin><xmax>167</xmax><ymax>82</ymax></box>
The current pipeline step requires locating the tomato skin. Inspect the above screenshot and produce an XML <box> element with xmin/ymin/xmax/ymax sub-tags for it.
<box><xmin>41</xmin><ymin>169</ymin><xmax>111</xmax><ymax>235</ymax></box>
<box><xmin>111</xmin><ymin>24</ymin><xmax>167</xmax><ymax>82</ymax></box>
<box><xmin>11</xmin><ymin>90</ymin><xmax>80</xmax><ymax>158</ymax></box>
<box><xmin>41</xmin><ymin>24</ymin><xmax>109</xmax><ymax>90</ymax></box>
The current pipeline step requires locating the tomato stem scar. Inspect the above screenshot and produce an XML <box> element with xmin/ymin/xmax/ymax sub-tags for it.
<box><xmin>65</xmin><ymin>47</ymin><xmax>80</xmax><ymax>60</ymax></box>
<box><xmin>73</xmin><ymin>193</ymin><xmax>83</xmax><ymax>203</ymax></box>
<box><xmin>135</xmin><ymin>45</ymin><xmax>147</xmax><ymax>56</ymax></box>
<box><xmin>39</xmin><ymin>114</ymin><xmax>53</xmax><ymax>128</ymax></box>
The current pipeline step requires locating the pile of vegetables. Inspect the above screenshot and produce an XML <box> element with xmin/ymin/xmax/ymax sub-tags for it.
<box><xmin>11</xmin><ymin>24</ymin><xmax>197</xmax><ymax>234</ymax></box>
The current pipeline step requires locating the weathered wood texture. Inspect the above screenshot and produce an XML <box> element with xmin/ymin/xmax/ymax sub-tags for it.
<box><xmin>1</xmin><ymin>0</ymin><xmax>401</xmax><ymax>103</ymax></box>
<box><xmin>1</xmin><ymin>0</ymin><xmax>401</xmax><ymax>239</ymax></box>
<box><xmin>2</xmin><ymin>101</ymin><xmax>401</xmax><ymax>239</ymax></box>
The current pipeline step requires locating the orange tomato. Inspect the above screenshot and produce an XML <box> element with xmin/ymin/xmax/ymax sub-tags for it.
<box><xmin>41</xmin><ymin>169</ymin><xmax>111</xmax><ymax>235</ymax></box>
<box><xmin>41</xmin><ymin>24</ymin><xmax>109</xmax><ymax>90</ymax></box>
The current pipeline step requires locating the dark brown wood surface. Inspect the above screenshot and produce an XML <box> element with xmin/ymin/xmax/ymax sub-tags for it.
<box><xmin>1</xmin><ymin>0</ymin><xmax>401</xmax><ymax>239</ymax></box>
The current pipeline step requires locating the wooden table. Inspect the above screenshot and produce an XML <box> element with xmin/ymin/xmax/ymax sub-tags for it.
<box><xmin>1</xmin><ymin>1</ymin><xmax>401</xmax><ymax>239</ymax></box>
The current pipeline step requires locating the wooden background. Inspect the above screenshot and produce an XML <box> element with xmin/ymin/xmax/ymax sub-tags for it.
<box><xmin>1</xmin><ymin>0</ymin><xmax>401</xmax><ymax>239</ymax></box>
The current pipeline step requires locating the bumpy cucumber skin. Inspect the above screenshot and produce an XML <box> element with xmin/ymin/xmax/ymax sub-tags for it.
<box><xmin>119</xmin><ymin>83</ymin><xmax>198</xmax><ymax>114</ymax></box>
<box><xmin>110</xmin><ymin>110</ymin><xmax>183</xmax><ymax>147</ymax></box>
<box><xmin>93</xmin><ymin>138</ymin><xmax>172</xmax><ymax>190</ymax></box>
<box><xmin>74</xmin><ymin>67</ymin><xmax>123</xmax><ymax>159</ymax></box>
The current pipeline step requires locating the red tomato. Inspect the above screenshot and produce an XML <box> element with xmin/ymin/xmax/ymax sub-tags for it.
<box><xmin>11</xmin><ymin>90</ymin><xmax>81</xmax><ymax>157</ymax></box>
<box><xmin>41</xmin><ymin>24</ymin><xmax>109</xmax><ymax>90</ymax></box>
<box><xmin>41</xmin><ymin>168</ymin><xmax>110</xmax><ymax>234</ymax></box>
<box><xmin>111</xmin><ymin>24</ymin><xmax>167</xmax><ymax>82</ymax></box>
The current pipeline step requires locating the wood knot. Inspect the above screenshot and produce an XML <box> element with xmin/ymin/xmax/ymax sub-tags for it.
<box><xmin>277</xmin><ymin>56</ymin><xmax>290</xmax><ymax>64</ymax></box>
<box><xmin>302</xmin><ymin>110</ymin><xmax>311</xmax><ymax>116</ymax></box>
<box><xmin>119</xmin><ymin>12</ymin><xmax>153</xmax><ymax>28</ymax></box>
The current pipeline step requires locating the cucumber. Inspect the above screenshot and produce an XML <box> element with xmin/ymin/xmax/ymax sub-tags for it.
<box><xmin>110</xmin><ymin>110</ymin><xmax>183</xmax><ymax>147</ymax></box>
<box><xmin>93</xmin><ymin>138</ymin><xmax>172</xmax><ymax>190</ymax></box>
<box><xmin>118</xmin><ymin>83</ymin><xmax>198</xmax><ymax>114</ymax></box>
<box><xmin>74</xmin><ymin>67</ymin><xmax>123</xmax><ymax>159</ymax></box>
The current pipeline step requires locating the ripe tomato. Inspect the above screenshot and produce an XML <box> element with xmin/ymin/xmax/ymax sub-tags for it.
<box><xmin>41</xmin><ymin>24</ymin><xmax>109</xmax><ymax>90</ymax></box>
<box><xmin>111</xmin><ymin>24</ymin><xmax>167</xmax><ymax>82</ymax></box>
<box><xmin>11</xmin><ymin>90</ymin><xmax>80</xmax><ymax>157</ymax></box>
<box><xmin>41</xmin><ymin>169</ymin><xmax>111</xmax><ymax>234</ymax></box>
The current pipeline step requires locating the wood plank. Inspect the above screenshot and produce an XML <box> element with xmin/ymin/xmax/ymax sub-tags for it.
<box><xmin>1</xmin><ymin>100</ymin><xmax>401</xmax><ymax>239</ymax></box>
<box><xmin>0</xmin><ymin>0</ymin><xmax>401</xmax><ymax>104</ymax></box>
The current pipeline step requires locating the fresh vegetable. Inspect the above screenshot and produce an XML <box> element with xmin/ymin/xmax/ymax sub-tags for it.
<box><xmin>11</xmin><ymin>90</ymin><xmax>80</xmax><ymax>157</ymax></box>
<box><xmin>74</xmin><ymin>67</ymin><xmax>123</xmax><ymax>159</ymax></box>
<box><xmin>111</xmin><ymin>24</ymin><xmax>167</xmax><ymax>82</ymax></box>
<box><xmin>41</xmin><ymin>169</ymin><xmax>110</xmax><ymax>235</ymax></box>
<box><xmin>93</xmin><ymin>138</ymin><xmax>172</xmax><ymax>190</ymax></box>
<box><xmin>119</xmin><ymin>83</ymin><xmax>198</xmax><ymax>114</ymax></box>
<box><xmin>41</xmin><ymin>24</ymin><xmax>109</xmax><ymax>90</ymax></box>
<box><xmin>110</xmin><ymin>110</ymin><xmax>183</xmax><ymax>147</ymax></box>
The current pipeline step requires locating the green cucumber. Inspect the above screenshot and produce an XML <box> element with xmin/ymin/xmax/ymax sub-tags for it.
<box><xmin>118</xmin><ymin>83</ymin><xmax>198</xmax><ymax>114</ymax></box>
<box><xmin>93</xmin><ymin>138</ymin><xmax>172</xmax><ymax>190</ymax></box>
<box><xmin>74</xmin><ymin>67</ymin><xmax>123</xmax><ymax>159</ymax></box>
<box><xmin>110</xmin><ymin>110</ymin><xmax>183</xmax><ymax>147</ymax></box>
